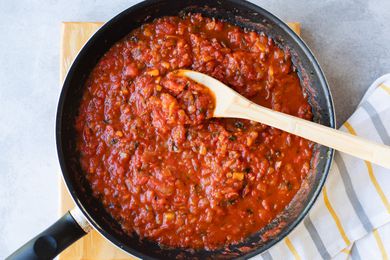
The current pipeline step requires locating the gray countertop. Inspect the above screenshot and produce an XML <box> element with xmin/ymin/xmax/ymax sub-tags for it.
<box><xmin>1</xmin><ymin>0</ymin><xmax>389</xmax><ymax>258</ymax></box>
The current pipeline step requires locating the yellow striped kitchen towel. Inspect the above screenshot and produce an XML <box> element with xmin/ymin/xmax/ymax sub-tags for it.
<box><xmin>257</xmin><ymin>74</ymin><xmax>390</xmax><ymax>260</ymax></box>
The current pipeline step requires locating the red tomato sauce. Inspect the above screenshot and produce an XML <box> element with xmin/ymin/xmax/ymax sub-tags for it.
<box><xmin>75</xmin><ymin>14</ymin><xmax>313</xmax><ymax>250</ymax></box>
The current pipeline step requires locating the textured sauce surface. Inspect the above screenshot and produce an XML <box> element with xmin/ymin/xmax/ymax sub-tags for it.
<box><xmin>75</xmin><ymin>14</ymin><xmax>313</xmax><ymax>250</ymax></box>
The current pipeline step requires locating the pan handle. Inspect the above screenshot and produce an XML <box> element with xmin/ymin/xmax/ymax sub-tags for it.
<box><xmin>7</xmin><ymin>207</ymin><xmax>91</xmax><ymax>260</ymax></box>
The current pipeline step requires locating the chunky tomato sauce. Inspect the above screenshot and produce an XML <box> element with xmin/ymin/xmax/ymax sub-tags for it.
<box><xmin>75</xmin><ymin>14</ymin><xmax>313</xmax><ymax>250</ymax></box>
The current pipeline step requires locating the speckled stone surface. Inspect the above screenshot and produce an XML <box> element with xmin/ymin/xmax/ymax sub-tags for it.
<box><xmin>1</xmin><ymin>0</ymin><xmax>389</xmax><ymax>258</ymax></box>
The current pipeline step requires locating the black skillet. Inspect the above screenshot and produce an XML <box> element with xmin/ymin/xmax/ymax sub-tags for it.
<box><xmin>7</xmin><ymin>0</ymin><xmax>335</xmax><ymax>259</ymax></box>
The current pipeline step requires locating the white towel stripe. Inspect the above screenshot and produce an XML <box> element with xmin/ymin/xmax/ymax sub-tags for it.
<box><xmin>303</xmin><ymin>216</ymin><xmax>331</xmax><ymax>259</ymax></box>
<box><xmin>350</xmin><ymin>243</ymin><xmax>362</xmax><ymax>260</ymax></box>
<box><xmin>361</xmin><ymin>101</ymin><xmax>390</xmax><ymax>145</ymax></box>
<box><xmin>261</xmin><ymin>250</ymin><xmax>273</xmax><ymax>260</ymax></box>
<box><xmin>334</xmin><ymin>153</ymin><xmax>373</xmax><ymax>232</ymax></box>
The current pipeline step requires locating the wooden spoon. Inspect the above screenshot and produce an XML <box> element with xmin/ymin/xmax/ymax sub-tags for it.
<box><xmin>177</xmin><ymin>69</ymin><xmax>390</xmax><ymax>169</ymax></box>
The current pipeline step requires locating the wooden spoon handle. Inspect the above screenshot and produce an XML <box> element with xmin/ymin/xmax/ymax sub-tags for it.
<box><xmin>228</xmin><ymin>97</ymin><xmax>390</xmax><ymax>169</ymax></box>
